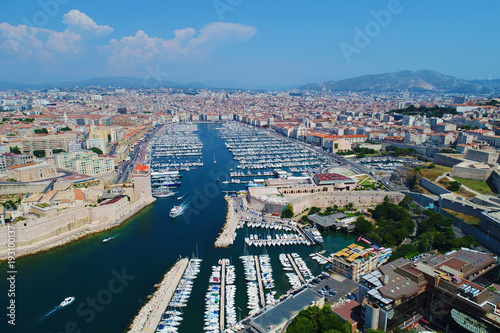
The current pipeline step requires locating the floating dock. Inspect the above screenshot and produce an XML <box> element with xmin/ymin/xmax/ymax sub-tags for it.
<box><xmin>128</xmin><ymin>257</ymin><xmax>189</xmax><ymax>333</ymax></box>
<box><xmin>287</xmin><ymin>254</ymin><xmax>305</xmax><ymax>284</ymax></box>
<box><xmin>295</xmin><ymin>225</ymin><xmax>316</xmax><ymax>245</ymax></box>
<box><xmin>220</xmin><ymin>259</ymin><xmax>226</xmax><ymax>331</ymax></box>
<box><xmin>254</xmin><ymin>255</ymin><xmax>266</xmax><ymax>308</ymax></box>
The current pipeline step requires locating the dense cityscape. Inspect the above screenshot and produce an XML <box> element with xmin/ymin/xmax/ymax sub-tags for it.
<box><xmin>1</xmin><ymin>1</ymin><xmax>500</xmax><ymax>333</ymax></box>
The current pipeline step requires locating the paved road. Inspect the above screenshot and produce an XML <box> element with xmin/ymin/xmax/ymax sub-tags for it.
<box><xmin>113</xmin><ymin>125</ymin><xmax>162</xmax><ymax>184</ymax></box>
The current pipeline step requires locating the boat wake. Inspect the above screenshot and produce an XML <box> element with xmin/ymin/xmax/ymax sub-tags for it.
<box><xmin>103</xmin><ymin>233</ymin><xmax>119</xmax><ymax>243</ymax></box>
<box><xmin>34</xmin><ymin>305</ymin><xmax>61</xmax><ymax>323</ymax></box>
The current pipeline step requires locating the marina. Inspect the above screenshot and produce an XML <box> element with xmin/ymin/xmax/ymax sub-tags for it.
<box><xmin>149</xmin><ymin>123</ymin><xmax>204</xmax><ymax>171</ymax></box>
<box><xmin>218</xmin><ymin>123</ymin><xmax>323</xmax><ymax>172</ymax></box>
<box><xmin>0</xmin><ymin>123</ymin><xmax>362</xmax><ymax>333</ymax></box>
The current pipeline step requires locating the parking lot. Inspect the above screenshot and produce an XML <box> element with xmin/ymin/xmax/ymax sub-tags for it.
<box><xmin>309</xmin><ymin>273</ymin><xmax>358</xmax><ymax>303</ymax></box>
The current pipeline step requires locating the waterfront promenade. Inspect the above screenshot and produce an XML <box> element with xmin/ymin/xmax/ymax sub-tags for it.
<box><xmin>215</xmin><ymin>196</ymin><xmax>239</xmax><ymax>247</ymax></box>
<box><xmin>128</xmin><ymin>258</ymin><xmax>189</xmax><ymax>333</ymax></box>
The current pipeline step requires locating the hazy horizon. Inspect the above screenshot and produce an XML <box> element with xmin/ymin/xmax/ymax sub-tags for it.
<box><xmin>1</xmin><ymin>1</ymin><xmax>499</xmax><ymax>86</ymax></box>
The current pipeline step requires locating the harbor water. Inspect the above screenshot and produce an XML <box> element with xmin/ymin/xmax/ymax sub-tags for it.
<box><xmin>0</xmin><ymin>123</ymin><xmax>360</xmax><ymax>333</ymax></box>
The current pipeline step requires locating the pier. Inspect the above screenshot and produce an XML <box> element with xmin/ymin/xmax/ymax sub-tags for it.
<box><xmin>230</xmin><ymin>171</ymin><xmax>274</xmax><ymax>177</ymax></box>
<box><xmin>295</xmin><ymin>225</ymin><xmax>316</xmax><ymax>245</ymax></box>
<box><xmin>128</xmin><ymin>257</ymin><xmax>189</xmax><ymax>333</ymax></box>
<box><xmin>220</xmin><ymin>260</ymin><xmax>226</xmax><ymax>331</ymax></box>
<box><xmin>287</xmin><ymin>254</ymin><xmax>305</xmax><ymax>284</ymax></box>
<box><xmin>215</xmin><ymin>196</ymin><xmax>239</xmax><ymax>247</ymax></box>
<box><xmin>254</xmin><ymin>255</ymin><xmax>266</xmax><ymax>307</ymax></box>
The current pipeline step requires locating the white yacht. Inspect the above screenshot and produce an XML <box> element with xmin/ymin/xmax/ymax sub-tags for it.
<box><xmin>60</xmin><ymin>296</ymin><xmax>75</xmax><ymax>307</ymax></box>
<box><xmin>169</xmin><ymin>206</ymin><xmax>185</xmax><ymax>218</ymax></box>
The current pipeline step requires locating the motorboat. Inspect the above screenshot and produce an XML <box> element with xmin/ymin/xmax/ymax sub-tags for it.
<box><xmin>60</xmin><ymin>296</ymin><xmax>75</xmax><ymax>307</ymax></box>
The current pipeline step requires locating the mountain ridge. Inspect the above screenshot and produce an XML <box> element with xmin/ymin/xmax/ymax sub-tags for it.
<box><xmin>0</xmin><ymin>70</ymin><xmax>498</xmax><ymax>92</ymax></box>
<box><xmin>300</xmin><ymin>70</ymin><xmax>497</xmax><ymax>93</ymax></box>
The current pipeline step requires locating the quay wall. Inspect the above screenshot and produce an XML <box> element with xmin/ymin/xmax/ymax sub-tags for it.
<box><xmin>248</xmin><ymin>190</ymin><xmax>404</xmax><ymax>213</ymax></box>
<box><xmin>0</xmin><ymin>196</ymin><xmax>155</xmax><ymax>261</ymax></box>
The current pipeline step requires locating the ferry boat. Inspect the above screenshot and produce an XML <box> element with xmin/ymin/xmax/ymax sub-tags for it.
<box><xmin>304</xmin><ymin>227</ymin><xmax>324</xmax><ymax>243</ymax></box>
<box><xmin>60</xmin><ymin>296</ymin><xmax>75</xmax><ymax>307</ymax></box>
<box><xmin>170</xmin><ymin>206</ymin><xmax>185</xmax><ymax>218</ymax></box>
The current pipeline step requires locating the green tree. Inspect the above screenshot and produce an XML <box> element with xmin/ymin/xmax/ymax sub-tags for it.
<box><xmin>354</xmin><ymin>216</ymin><xmax>374</xmax><ymax>234</ymax></box>
<box><xmin>9</xmin><ymin>146</ymin><xmax>22</xmax><ymax>154</ymax></box>
<box><xmin>89</xmin><ymin>147</ymin><xmax>103</xmax><ymax>155</ymax></box>
<box><xmin>447</xmin><ymin>181</ymin><xmax>461</xmax><ymax>192</ymax></box>
<box><xmin>33</xmin><ymin>150</ymin><xmax>46</xmax><ymax>158</ymax></box>
<box><xmin>308</xmin><ymin>206</ymin><xmax>322</xmax><ymax>215</ymax></box>
<box><xmin>281</xmin><ymin>204</ymin><xmax>294</xmax><ymax>218</ymax></box>
<box><xmin>34</xmin><ymin>128</ymin><xmax>48</xmax><ymax>134</ymax></box>
<box><xmin>344</xmin><ymin>202</ymin><xmax>354</xmax><ymax>210</ymax></box>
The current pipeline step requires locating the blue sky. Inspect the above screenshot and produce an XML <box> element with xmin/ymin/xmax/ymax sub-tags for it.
<box><xmin>0</xmin><ymin>0</ymin><xmax>499</xmax><ymax>87</ymax></box>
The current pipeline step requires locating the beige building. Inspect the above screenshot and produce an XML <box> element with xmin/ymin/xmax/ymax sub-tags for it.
<box><xmin>6</xmin><ymin>162</ymin><xmax>58</xmax><ymax>182</ymax></box>
<box><xmin>330</xmin><ymin>244</ymin><xmax>392</xmax><ymax>282</ymax></box>
<box><xmin>55</xmin><ymin>151</ymin><xmax>114</xmax><ymax>175</ymax></box>
<box><xmin>324</xmin><ymin>138</ymin><xmax>351</xmax><ymax>153</ymax></box>
<box><xmin>21</xmin><ymin>133</ymin><xmax>77</xmax><ymax>154</ymax></box>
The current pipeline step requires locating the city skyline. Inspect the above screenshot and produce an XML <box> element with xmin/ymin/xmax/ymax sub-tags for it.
<box><xmin>0</xmin><ymin>1</ymin><xmax>499</xmax><ymax>87</ymax></box>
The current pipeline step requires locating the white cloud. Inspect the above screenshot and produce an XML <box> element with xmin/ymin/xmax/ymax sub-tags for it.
<box><xmin>46</xmin><ymin>30</ymin><xmax>82</xmax><ymax>53</ymax></box>
<box><xmin>0</xmin><ymin>11</ymin><xmax>257</xmax><ymax>79</ymax></box>
<box><xmin>107</xmin><ymin>22</ymin><xmax>257</xmax><ymax>75</ymax></box>
<box><xmin>63</xmin><ymin>9</ymin><xmax>113</xmax><ymax>36</ymax></box>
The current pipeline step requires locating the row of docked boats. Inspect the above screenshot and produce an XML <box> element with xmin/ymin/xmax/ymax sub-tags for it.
<box><xmin>291</xmin><ymin>253</ymin><xmax>313</xmax><ymax>281</ymax></box>
<box><xmin>279</xmin><ymin>254</ymin><xmax>303</xmax><ymax>290</ymax></box>
<box><xmin>149</xmin><ymin>123</ymin><xmax>203</xmax><ymax>172</ymax></box>
<box><xmin>240</xmin><ymin>255</ymin><xmax>260</xmax><ymax>316</ymax></box>
<box><xmin>224</xmin><ymin>261</ymin><xmax>237</xmax><ymax>329</ymax></box>
<box><xmin>156</xmin><ymin>258</ymin><xmax>202</xmax><ymax>333</ymax></box>
<box><xmin>259</xmin><ymin>255</ymin><xmax>275</xmax><ymax>290</ymax></box>
<box><xmin>245</xmin><ymin>220</ymin><xmax>294</xmax><ymax>231</ymax></box>
<box><xmin>244</xmin><ymin>233</ymin><xmax>311</xmax><ymax>247</ymax></box>
<box><xmin>204</xmin><ymin>266</ymin><xmax>221</xmax><ymax>332</ymax></box>
<box><xmin>218</xmin><ymin>122</ymin><xmax>321</xmax><ymax>172</ymax></box>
